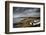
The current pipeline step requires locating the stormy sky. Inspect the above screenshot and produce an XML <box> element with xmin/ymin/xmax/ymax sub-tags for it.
<box><xmin>13</xmin><ymin>7</ymin><xmax>40</xmax><ymax>23</ymax></box>
<box><xmin>13</xmin><ymin>7</ymin><xmax>40</xmax><ymax>18</ymax></box>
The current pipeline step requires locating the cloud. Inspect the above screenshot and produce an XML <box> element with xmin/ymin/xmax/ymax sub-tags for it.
<box><xmin>13</xmin><ymin>7</ymin><xmax>40</xmax><ymax>18</ymax></box>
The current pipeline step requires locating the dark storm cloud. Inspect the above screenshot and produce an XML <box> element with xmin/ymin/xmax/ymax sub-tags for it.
<box><xmin>13</xmin><ymin>7</ymin><xmax>40</xmax><ymax>18</ymax></box>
